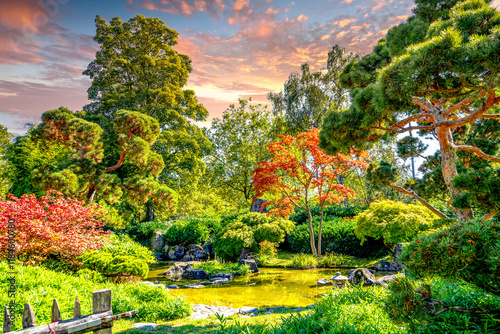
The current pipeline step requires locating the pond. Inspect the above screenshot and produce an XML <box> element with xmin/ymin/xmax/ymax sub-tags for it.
<box><xmin>146</xmin><ymin>262</ymin><xmax>389</xmax><ymax>309</ymax></box>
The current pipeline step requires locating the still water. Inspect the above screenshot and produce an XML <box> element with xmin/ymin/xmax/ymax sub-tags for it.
<box><xmin>147</xmin><ymin>263</ymin><xmax>355</xmax><ymax>308</ymax></box>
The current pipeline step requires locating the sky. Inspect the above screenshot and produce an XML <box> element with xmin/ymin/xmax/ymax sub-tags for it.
<box><xmin>1</xmin><ymin>0</ymin><xmax>499</xmax><ymax>137</ymax></box>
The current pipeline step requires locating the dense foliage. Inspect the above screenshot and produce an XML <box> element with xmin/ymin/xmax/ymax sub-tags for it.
<box><xmin>0</xmin><ymin>261</ymin><xmax>191</xmax><ymax>330</ymax></box>
<box><xmin>289</xmin><ymin>204</ymin><xmax>367</xmax><ymax>224</ymax></box>
<box><xmin>320</xmin><ymin>0</ymin><xmax>500</xmax><ymax>220</ymax></box>
<box><xmin>0</xmin><ymin>191</ymin><xmax>110</xmax><ymax>265</ymax></box>
<box><xmin>287</xmin><ymin>217</ymin><xmax>386</xmax><ymax>258</ymax></box>
<box><xmin>214</xmin><ymin>212</ymin><xmax>295</xmax><ymax>261</ymax></box>
<box><xmin>400</xmin><ymin>217</ymin><xmax>500</xmax><ymax>295</ymax></box>
<box><xmin>164</xmin><ymin>218</ymin><xmax>211</xmax><ymax>246</ymax></box>
<box><xmin>354</xmin><ymin>200</ymin><xmax>439</xmax><ymax>245</ymax></box>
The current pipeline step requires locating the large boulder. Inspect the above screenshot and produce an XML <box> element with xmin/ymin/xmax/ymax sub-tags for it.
<box><xmin>211</xmin><ymin>273</ymin><xmax>234</xmax><ymax>280</ymax></box>
<box><xmin>168</xmin><ymin>245</ymin><xmax>185</xmax><ymax>261</ymax></box>
<box><xmin>347</xmin><ymin>268</ymin><xmax>376</xmax><ymax>286</ymax></box>
<box><xmin>250</xmin><ymin>198</ymin><xmax>267</xmax><ymax>213</ymax></box>
<box><xmin>181</xmin><ymin>244</ymin><xmax>209</xmax><ymax>262</ymax></box>
<box><xmin>239</xmin><ymin>258</ymin><xmax>259</xmax><ymax>273</ymax></box>
<box><xmin>150</xmin><ymin>231</ymin><xmax>165</xmax><ymax>252</ymax></box>
<box><xmin>317</xmin><ymin>278</ymin><xmax>333</xmax><ymax>285</ymax></box>
<box><xmin>374</xmin><ymin>260</ymin><xmax>400</xmax><ymax>272</ymax></box>
<box><xmin>182</xmin><ymin>268</ymin><xmax>210</xmax><ymax>279</ymax></box>
<box><xmin>162</xmin><ymin>263</ymin><xmax>192</xmax><ymax>276</ymax></box>
<box><xmin>376</xmin><ymin>274</ymin><xmax>400</xmax><ymax>285</ymax></box>
<box><xmin>203</xmin><ymin>243</ymin><xmax>214</xmax><ymax>258</ymax></box>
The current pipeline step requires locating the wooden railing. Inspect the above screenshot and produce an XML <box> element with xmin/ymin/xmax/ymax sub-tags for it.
<box><xmin>3</xmin><ymin>289</ymin><xmax>137</xmax><ymax>334</ymax></box>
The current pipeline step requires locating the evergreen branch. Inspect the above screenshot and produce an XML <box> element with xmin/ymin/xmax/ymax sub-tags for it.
<box><xmin>386</xmin><ymin>184</ymin><xmax>449</xmax><ymax>219</ymax></box>
<box><xmin>105</xmin><ymin>151</ymin><xmax>126</xmax><ymax>172</ymax></box>
<box><xmin>453</xmin><ymin>144</ymin><xmax>500</xmax><ymax>163</ymax></box>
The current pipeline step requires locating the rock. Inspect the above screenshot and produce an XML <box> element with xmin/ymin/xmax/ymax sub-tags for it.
<box><xmin>250</xmin><ymin>198</ymin><xmax>267</xmax><ymax>213</ymax></box>
<box><xmin>162</xmin><ymin>263</ymin><xmax>192</xmax><ymax>276</ymax></box>
<box><xmin>262</xmin><ymin>312</ymin><xmax>272</xmax><ymax>315</ymax></box>
<box><xmin>374</xmin><ymin>260</ymin><xmax>400</xmax><ymax>272</ymax></box>
<box><xmin>185</xmin><ymin>284</ymin><xmax>205</xmax><ymax>289</ymax></box>
<box><xmin>239</xmin><ymin>258</ymin><xmax>259</xmax><ymax>273</ymax></box>
<box><xmin>376</xmin><ymin>274</ymin><xmax>400</xmax><ymax>285</ymax></box>
<box><xmin>153</xmin><ymin>252</ymin><xmax>166</xmax><ymax>261</ymax></box>
<box><xmin>162</xmin><ymin>244</ymin><xmax>170</xmax><ymax>255</ymax></box>
<box><xmin>133</xmin><ymin>323</ymin><xmax>159</xmax><ymax>330</ymax></box>
<box><xmin>211</xmin><ymin>273</ymin><xmax>234</xmax><ymax>280</ymax></box>
<box><xmin>168</xmin><ymin>284</ymin><xmax>180</xmax><ymax>289</ymax></box>
<box><xmin>394</xmin><ymin>243</ymin><xmax>404</xmax><ymax>271</ymax></box>
<box><xmin>372</xmin><ymin>281</ymin><xmax>388</xmax><ymax>287</ymax></box>
<box><xmin>265</xmin><ymin>307</ymin><xmax>287</xmax><ymax>312</ymax></box>
<box><xmin>191</xmin><ymin>304</ymin><xmax>240</xmax><ymax>320</ymax></box>
<box><xmin>239</xmin><ymin>306</ymin><xmax>259</xmax><ymax>314</ymax></box>
<box><xmin>181</xmin><ymin>244</ymin><xmax>208</xmax><ymax>262</ymax></box>
<box><xmin>212</xmin><ymin>278</ymin><xmax>229</xmax><ymax>284</ymax></box>
<box><xmin>317</xmin><ymin>278</ymin><xmax>333</xmax><ymax>285</ymax></box>
<box><xmin>239</xmin><ymin>247</ymin><xmax>253</xmax><ymax>261</ymax></box>
<box><xmin>203</xmin><ymin>243</ymin><xmax>214</xmax><ymax>258</ymax></box>
<box><xmin>306</xmin><ymin>305</ymin><xmax>315</xmax><ymax>308</ymax></box>
<box><xmin>199</xmin><ymin>281</ymin><xmax>216</xmax><ymax>285</ymax></box>
<box><xmin>347</xmin><ymin>268</ymin><xmax>376</xmax><ymax>286</ymax></box>
<box><xmin>141</xmin><ymin>281</ymin><xmax>156</xmax><ymax>286</ymax></box>
<box><xmin>168</xmin><ymin>245</ymin><xmax>185</xmax><ymax>261</ymax></box>
<box><xmin>150</xmin><ymin>232</ymin><xmax>165</xmax><ymax>252</ymax></box>
<box><xmin>182</xmin><ymin>268</ymin><xmax>210</xmax><ymax>279</ymax></box>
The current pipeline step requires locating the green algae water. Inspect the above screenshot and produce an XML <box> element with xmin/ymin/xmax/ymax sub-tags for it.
<box><xmin>147</xmin><ymin>263</ymin><xmax>369</xmax><ymax>308</ymax></box>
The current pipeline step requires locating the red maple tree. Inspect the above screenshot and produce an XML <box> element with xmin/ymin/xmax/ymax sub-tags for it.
<box><xmin>0</xmin><ymin>191</ymin><xmax>111</xmax><ymax>265</ymax></box>
<box><xmin>252</xmin><ymin>128</ymin><xmax>368</xmax><ymax>256</ymax></box>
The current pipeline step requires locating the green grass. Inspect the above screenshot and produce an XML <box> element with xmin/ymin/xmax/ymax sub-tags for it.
<box><xmin>0</xmin><ymin>261</ymin><xmax>191</xmax><ymax>331</ymax></box>
<box><xmin>193</xmin><ymin>260</ymin><xmax>251</xmax><ymax>276</ymax></box>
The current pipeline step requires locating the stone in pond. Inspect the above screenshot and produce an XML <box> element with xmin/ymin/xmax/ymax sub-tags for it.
<box><xmin>212</xmin><ymin>278</ymin><xmax>229</xmax><ymax>284</ymax></box>
<box><xmin>168</xmin><ymin>284</ymin><xmax>180</xmax><ymax>289</ymax></box>
<box><xmin>317</xmin><ymin>278</ymin><xmax>333</xmax><ymax>285</ymax></box>
<box><xmin>185</xmin><ymin>284</ymin><xmax>205</xmax><ymax>289</ymax></box>
<box><xmin>211</xmin><ymin>272</ymin><xmax>234</xmax><ymax>280</ymax></box>
<box><xmin>182</xmin><ymin>268</ymin><xmax>210</xmax><ymax>279</ymax></box>
<box><xmin>347</xmin><ymin>268</ymin><xmax>376</xmax><ymax>286</ymax></box>
<box><xmin>199</xmin><ymin>281</ymin><xmax>216</xmax><ymax>285</ymax></box>
<box><xmin>168</xmin><ymin>245</ymin><xmax>185</xmax><ymax>261</ymax></box>
<box><xmin>374</xmin><ymin>260</ymin><xmax>400</xmax><ymax>272</ymax></box>
<box><xmin>150</xmin><ymin>232</ymin><xmax>164</xmax><ymax>252</ymax></box>
<box><xmin>376</xmin><ymin>274</ymin><xmax>400</xmax><ymax>285</ymax></box>
<box><xmin>239</xmin><ymin>306</ymin><xmax>259</xmax><ymax>314</ymax></box>
<box><xmin>239</xmin><ymin>258</ymin><xmax>259</xmax><ymax>273</ymax></box>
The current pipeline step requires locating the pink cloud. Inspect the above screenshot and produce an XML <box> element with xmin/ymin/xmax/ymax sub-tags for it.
<box><xmin>334</xmin><ymin>18</ymin><xmax>357</xmax><ymax>27</ymax></box>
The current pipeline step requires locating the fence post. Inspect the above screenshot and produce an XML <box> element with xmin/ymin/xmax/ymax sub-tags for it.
<box><xmin>73</xmin><ymin>296</ymin><xmax>81</xmax><ymax>318</ymax></box>
<box><xmin>92</xmin><ymin>289</ymin><xmax>112</xmax><ymax>334</ymax></box>
<box><xmin>3</xmin><ymin>306</ymin><xmax>12</xmax><ymax>333</ymax></box>
<box><xmin>22</xmin><ymin>303</ymin><xmax>36</xmax><ymax>328</ymax></box>
<box><xmin>51</xmin><ymin>298</ymin><xmax>62</xmax><ymax>322</ymax></box>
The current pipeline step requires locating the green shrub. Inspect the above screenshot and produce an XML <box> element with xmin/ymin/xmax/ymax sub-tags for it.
<box><xmin>164</xmin><ymin>219</ymin><xmax>210</xmax><ymax>246</ymax></box>
<box><xmin>192</xmin><ymin>260</ymin><xmax>251</xmax><ymax>276</ymax></box>
<box><xmin>290</xmin><ymin>253</ymin><xmax>318</xmax><ymax>268</ymax></box>
<box><xmin>0</xmin><ymin>261</ymin><xmax>190</xmax><ymax>330</ymax></box>
<box><xmin>78</xmin><ymin>251</ymin><xmax>149</xmax><ymax>280</ymax></box>
<box><xmin>126</xmin><ymin>220</ymin><xmax>171</xmax><ymax>241</ymax></box>
<box><xmin>289</xmin><ymin>204</ymin><xmax>367</xmax><ymax>224</ymax></box>
<box><xmin>317</xmin><ymin>253</ymin><xmax>354</xmax><ymax>267</ymax></box>
<box><xmin>100</xmin><ymin>234</ymin><xmax>155</xmax><ymax>264</ymax></box>
<box><xmin>400</xmin><ymin>217</ymin><xmax>500</xmax><ymax>295</ymax></box>
<box><xmin>354</xmin><ymin>200</ymin><xmax>438</xmax><ymax>245</ymax></box>
<box><xmin>287</xmin><ymin>217</ymin><xmax>386</xmax><ymax>258</ymax></box>
<box><xmin>214</xmin><ymin>212</ymin><xmax>295</xmax><ymax>261</ymax></box>
<box><xmin>385</xmin><ymin>276</ymin><xmax>500</xmax><ymax>332</ymax></box>
<box><xmin>259</xmin><ymin>241</ymin><xmax>278</xmax><ymax>258</ymax></box>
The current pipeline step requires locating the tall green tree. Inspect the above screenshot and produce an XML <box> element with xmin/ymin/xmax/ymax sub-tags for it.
<box><xmin>268</xmin><ymin>45</ymin><xmax>356</xmax><ymax>136</ymax></box>
<box><xmin>206</xmin><ymin>98</ymin><xmax>277</xmax><ymax>208</ymax></box>
<box><xmin>31</xmin><ymin>107</ymin><xmax>176</xmax><ymax>220</ymax></box>
<box><xmin>0</xmin><ymin>125</ymin><xmax>13</xmax><ymax>198</ymax></box>
<box><xmin>320</xmin><ymin>0</ymin><xmax>500</xmax><ymax>221</ymax></box>
<box><xmin>82</xmin><ymin>14</ymin><xmax>211</xmax><ymax>220</ymax></box>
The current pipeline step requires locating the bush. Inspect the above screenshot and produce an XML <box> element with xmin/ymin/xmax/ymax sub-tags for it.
<box><xmin>0</xmin><ymin>191</ymin><xmax>110</xmax><ymax>266</ymax></box>
<box><xmin>289</xmin><ymin>204</ymin><xmax>367</xmax><ymax>224</ymax></box>
<box><xmin>286</xmin><ymin>217</ymin><xmax>386</xmax><ymax>258</ymax></box>
<box><xmin>78</xmin><ymin>251</ymin><xmax>149</xmax><ymax>280</ymax></box>
<box><xmin>0</xmin><ymin>261</ymin><xmax>191</xmax><ymax>331</ymax></box>
<box><xmin>400</xmin><ymin>217</ymin><xmax>500</xmax><ymax>295</ymax></box>
<box><xmin>214</xmin><ymin>212</ymin><xmax>295</xmax><ymax>261</ymax></box>
<box><xmin>354</xmin><ymin>200</ymin><xmax>438</xmax><ymax>245</ymax></box>
<box><xmin>192</xmin><ymin>260</ymin><xmax>251</xmax><ymax>276</ymax></box>
<box><xmin>164</xmin><ymin>219</ymin><xmax>210</xmax><ymax>246</ymax></box>
<box><xmin>385</xmin><ymin>276</ymin><xmax>500</xmax><ymax>332</ymax></box>
<box><xmin>125</xmin><ymin>220</ymin><xmax>171</xmax><ymax>242</ymax></box>
<box><xmin>100</xmin><ymin>234</ymin><xmax>155</xmax><ymax>264</ymax></box>
<box><xmin>290</xmin><ymin>253</ymin><xmax>318</xmax><ymax>268</ymax></box>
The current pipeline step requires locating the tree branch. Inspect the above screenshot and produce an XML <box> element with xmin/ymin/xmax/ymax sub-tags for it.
<box><xmin>444</xmin><ymin>89</ymin><xmax>498</xmax><ymax>129</ymax></box>
<box><xmin>105</xmin><ymin>151</ymin><xmax>126</xmax><ymax>172</ymax></box>
<box><xmin>453</xmin><ymin>144</ymin><xmax>500</xmax><ymax>163</ymax></box>
<box><xmin>387</xmin><ymin>184</ymin><xmax>449</xmax><ymax>219</ymax></box>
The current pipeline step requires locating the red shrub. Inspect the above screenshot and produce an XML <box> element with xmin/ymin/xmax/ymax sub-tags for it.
<box><xmin>0</xmin><ymin>191</ymin><xmax>111</xmax><ymax>265</ymax></box>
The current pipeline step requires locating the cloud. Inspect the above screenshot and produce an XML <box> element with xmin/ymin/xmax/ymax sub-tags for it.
<box><xmin>334</xmin><ymin>18</ymin><xmax>357</xmax><ymax>27</ymax></box>
<box><xmin>140</xmin><ymin>0</ymin><xmax>225</xmax><ymax>16</ymax></box>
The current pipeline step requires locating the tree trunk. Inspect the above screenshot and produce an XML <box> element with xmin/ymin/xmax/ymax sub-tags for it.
<box><xmin>435</xmin><ymin>124</ymin><xmax>473</xmax><ymax>221</ymax></box>
<box><xmin>86</xmin><ymin>186</ymin><xmax>96</xmax><ymax>202</ymax></box>
<box><xmin>145</xmin><ymin>201</ymin><xmax>154</xmax><ymax>222</ymax></box>
<box><xmin>337</xmin><ymin>174</ymin><xmax>348</xmax><ymax>206</ymax></box>
<box><xmin>317</xmin><ymin>207</ymin><xmax>323</xmax><ymax>256</ymax></box>
<box><xmin>306</xmin><ymin>205</ymin><xmax>317</xmax><ymax>256</ymax></box>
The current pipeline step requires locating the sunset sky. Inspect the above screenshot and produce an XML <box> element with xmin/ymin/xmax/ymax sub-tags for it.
<box><xmin>1</xmin><ymin>0</ymin><xmax>500</xmax><ymax>137</ymax></box>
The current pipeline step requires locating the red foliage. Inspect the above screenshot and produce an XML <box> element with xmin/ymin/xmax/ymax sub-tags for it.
<box><xmin>252</xmin><ymin>128</ymin><xmax>369</xmax><ymax>217</ymax></box>
<box><xmin>0</xmin><ymin>191</ymin><xmax>111</xmax><ymax>265</ymax></box>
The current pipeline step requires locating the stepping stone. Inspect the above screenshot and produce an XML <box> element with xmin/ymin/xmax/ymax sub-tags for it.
<box><xmin>168</xmin><ymin>284</ymin><xmax>179</xmax><ymax>289</ymax></box>
<box><xmin>239</xmin><ymin>306</ymin><xmax>259</xmax><ymax>314</ymax></box>
<box><xmin>134</xmin><ymin>323</ymin><xmax>158</xmax><ymax>330</ymax></box>
<box><xmin>185</xmin><ymin>284</ymin><xmax>205</xmax><ymax>289</ymax></box>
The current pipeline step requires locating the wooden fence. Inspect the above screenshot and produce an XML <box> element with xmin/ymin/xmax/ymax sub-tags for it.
<box><xmin>3</xmin><ymin>289</ymin><xmax>137</xmax><ymax>334</ymax></box>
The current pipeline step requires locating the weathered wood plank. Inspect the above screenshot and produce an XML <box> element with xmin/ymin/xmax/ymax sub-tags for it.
<box><xmin>73</xmin><ymin>297</ymin><xmax>81</xmax><ymax>319</ymax></box>
<box><xmin>92</xmin><ymin>290</ymin><xmax>112</xmax><ymax>334</ymax></box>
<box><xmin>51</xmin><ymin>299</ymin><xmax>62</xmax><ymax>322</ymax></box>
<box><xmin>22</xmin><ymin>303</ymin><xmax>36</xmax><ymax>329</ymax></box>
<box><xmin>4</xmin><ymin>306</ymin><xmax>12</xmax><ymax>333</ymax></box>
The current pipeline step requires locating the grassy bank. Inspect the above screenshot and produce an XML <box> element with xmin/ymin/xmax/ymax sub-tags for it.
<box><xmin>0</xmin><ymin>261</ymin><xmax>190</xmax><ymax>331</ymax></box>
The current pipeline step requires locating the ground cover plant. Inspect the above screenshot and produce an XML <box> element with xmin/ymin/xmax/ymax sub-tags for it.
<box><xmin>0</xmin><ymin>261</ymin><xmax>191</xmax><ymax>331</ymax></box>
